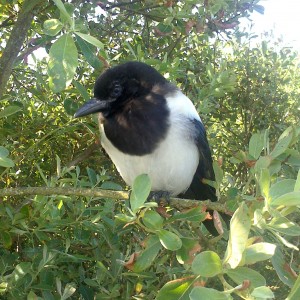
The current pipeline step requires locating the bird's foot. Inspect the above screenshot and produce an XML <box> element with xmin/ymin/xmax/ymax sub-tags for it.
<box><xmin>148</xmin><ymin>190</ymin><xmax>171</xmax><ymax>205</ymax></box>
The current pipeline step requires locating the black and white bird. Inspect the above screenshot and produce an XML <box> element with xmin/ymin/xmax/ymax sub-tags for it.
<box><xmin>75</xmin><ymin>61</ymin><xmax>218</xmax><ymax>231</ymax></box>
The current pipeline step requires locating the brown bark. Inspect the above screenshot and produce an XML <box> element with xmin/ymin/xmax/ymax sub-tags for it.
<box><xmin>0</xmin><ymin>0</ymin><xmax>44</xmax><ymax>99</ymax></box>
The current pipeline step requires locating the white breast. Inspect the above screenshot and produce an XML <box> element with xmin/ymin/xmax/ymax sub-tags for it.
<box><xmin>99</xmin><ymin>90</ymin><xmax>201</xmax><ymax>196</ymax></box>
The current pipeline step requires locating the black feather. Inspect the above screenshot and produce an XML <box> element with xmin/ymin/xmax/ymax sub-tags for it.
<box><xmin>180</xmin><ymin>119</ymin><xmax>217</xmax><ymax>202</ymax></box>
<box><xmin>104</xmin><ymin>91</ymin><xmax>170</xmax><ymax>156</ymax></box>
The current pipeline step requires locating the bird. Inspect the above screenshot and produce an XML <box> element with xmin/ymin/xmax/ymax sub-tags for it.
<box><xmin>75</xmin><ymin>61</ymin><xmax>219</xmax><ymax>234</ymax></box>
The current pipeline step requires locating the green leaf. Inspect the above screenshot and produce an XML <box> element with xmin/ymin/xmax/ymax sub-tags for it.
<box><xmin>225</xmin><ymin>267</ymin><xmax>266</xmax><ymax>288</ymax></box>
<box><xmin>124</xmin><ymin>41</ymin><xmax>137</xmax><ymax>59</ymax></box>
<box><xmin>48</xmin><ymin>34</ymin><xmax>78</xmax><ymax>93</ymax></box>
<box><xmin>156</xmin><ymin>23</ymin><xmax>173</xmax><ymax>34</ymax></box>
<box><xmin>0</xmin><ymin>146</ymin><xmax>9</xmax><ymax>158</ymax></box>
<box><xmin>0</xmin><ymin>156</ymin><xmax>14</xmax><ymax>168</ymax></box>
<box><xmin>63</xmin><ymin>2</ymin><xmax>75</xmax><ymax>17</ymax></box>
<box><xmin>271</xmin><ymin>247</ymin><xmax>296</xmax><ymax>287</ymax></box>
<box><xmin>156</xmin><ymin>277</ymin><xmax>195</xmax><ymax>300</ymax></box>
<box><xmin>72</xmin><ymin>80</ymin><xmax>91</xmax><ymax>101</ymax></box>
<box><xmin>142</xmin><ymin>210</ymin><xmax>164</xmax><ymax>230</ymax></box>
<box><xmin>190</xmin><ymin>287</ymin><xmax>230</xmax><ymax>300</ymax></box>
<box><xmin>78</xmin><ymin>285</ymin><xmax>94</xmax><ymax>300</ymax></box>
<box><xmin>268</xmin><ymin>216</ymin><xmax>300</xmax><ymax>236</ymax></box>
<box><xmin>213</xmin><ymin>161</ymin><xmax>223</xmax><ymax>186</ymax></box>
<box><xmin>76</xmin><ymin>35</ymin><xmax>103</xmax><ymax>70</ymax></box>
<box><xmin>253</xmin><ymin>208</ymin><xmax>266</xmax><ymax>228</ymax></box>
<box><xmin>75</xmin><ymin>18</ymin><xmax>89</xmax><ymax>33</ymax></box>
<box><xmin>272</xmin><ymin>231</ymin><xmax>299</xmax><ymax>250</ymax></box>
<box><xmin>84</xmin><ymin>278</ymin><xmax>100</xmax><ymax>287</ymax></box>
<box><xmin>115</xmin><ymin>214</ymin><xmax>136</xmax><ymax>223</ymax></box>
<box><xmin>100</xmin><ymin>181</ymin><xmax>122</xmax><ymax>191</ymax></box>
<box><xmin>130</xmin><ymin>174</ymin><xmax>151</xmax><ymax>213</ymax></box>
<box><xmin>269</xmin><ymin>179</ymin><xmax>296</xmax><ymax>200</ymax></box>
<box><xmin>87</xmin><ymin>167</ymin><xmax>97</xmax><ymax>186</ymax></box>
<box><xmin>269</xmin><ymin>159</ymin><xmax>282</xmax><ymax>175</ymax></box>
<box><xmin>1</xmin><ymin>231</ymin><xmax>12</xmax><ymax>248</ymax></box>
<box><xmin>64</xmin><ymin>98</ymin><xmax>80</xmax><ymax>116</ymax></box>
<box><xmin>11</xmin><ymin>262</ymin><xmax>31</xmax><ymax>284</ymax></box>
<box><xmin>249</xmin><ymin>132</ymin><xmax>264</xmax><ymax>159</ymax></box>
<box><xmin>62</xmin><ymin>282</ymin><xmax>76</xmax><ymax>300</ymax></box>
<box><xmin>223</xmin><ymin>202</ymin><xmax>251</xmax><ymax>268</ymax></box>
<box><xmin>251</xmin><ymin>286</ymin><xmax>274</xmax><ymax>298</ymax></box>
<box><xmin>43</xmin><ymin>19</ymin><xmax>63</xmax><ymax>36</ymax></box>
<box><xmin>294</xmin><ymin>169</ymin><xmax>300</xmax><ymax>191</ymax></box>
<box><xmin>133</xmin><ymin>235</ymin><xmax>161</xmax><ymax>272</ymax></box>
<box><xmin>254</xmin><ymin>156</ymin><xmax>272</xmax><ymax>173</ymax></box>
<box><xmin>52</xmin><ymin>0</ymin><xmax>73</xmax><ymax>27</ymax></box>
<box><xmin>242</xmin><ymin>243</ymin><xmax>276</xmax><ymax>265</ymax></box>
<box><xmin>168</xmin><ymin>206</ymin><xmax>207</xmax><ymax>222</ymax></box>
<box><xmin>261</xmin><ymin>40</ymin><xmax>268</xmax><ymax>55</ymax></box>
<box><xmin>75</xmin><ymin>32</ymin><xmax>104</xmax><ymax>49</ymax></box>
<box><xmin>287</xmin><ymin>149</ymin><xmax>300</xmax><ymax>167</ymax></box>
<box><xmin>270</xmin><ymin>191</ymin><xmax>300</xmax><ymax>207</ymax></box>
<box><xmin>176</xmin><ymin>238</ymin><xmax>200</xmax><ymax>264</ymax></box>
<box><xmin>259</xmin><ymin>168</ymin><xmax>270</xmax><ymax>201</ymax></box>
<box><xmin>157</xmin><ymin>229</ymin><xmax>182</xmax><ymax>251</ymax></box>
<box><xmin>0</xmin><ymin>105</ymin><xmax>22</xmax><ymax>118</ymax></box>
<box><xmin>27</xmin><ymin>291</ymin><xmax>39</xmax><ymax>300</ymax></box>
<box><xmin>192</xmin><ymin>251</ymin><xmax>222</xmax><ymax>277</ymax></box>
<box><xmin>286</xmin><ymin>273</ymin><xmax>300</xmax><ymax>300</ymax></box>
<box><xmin>270</xmin><ymin>132</ymin><xmax>293</xmax><ymax>159</ymax></box>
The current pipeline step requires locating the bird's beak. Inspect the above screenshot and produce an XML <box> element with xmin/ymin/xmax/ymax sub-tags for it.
<box><xmin>74</xmin><ymin>98</ymin><xmax>109</xmax><ymax>118</ymax></box>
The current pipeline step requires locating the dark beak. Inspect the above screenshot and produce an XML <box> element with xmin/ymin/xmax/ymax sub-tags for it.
<box><xmin>74</xmin><ymin>98</ymin><xmax>109</xmax><ymax>118</ymax></box>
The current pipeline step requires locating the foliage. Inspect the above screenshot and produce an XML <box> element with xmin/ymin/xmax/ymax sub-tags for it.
<box><xmin>0</xmin><ymin>0</ymin><xmax>299</xmax><ymax>299</ymax></box>
<box><xmin>207</xmin><ymin>37</ymin><xmax>300</xmax><ymax>188</ymax></box>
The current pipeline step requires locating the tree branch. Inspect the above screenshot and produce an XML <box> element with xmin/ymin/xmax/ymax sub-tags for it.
<box><xmin>0</xmin><ymin>186</ymin><xmax>231</xmax><ymax>214</ymax></box>
<box><xmin>0</xmin><ymin>0</ymin><xmax>44</xmax><ymax>99</ymax></box>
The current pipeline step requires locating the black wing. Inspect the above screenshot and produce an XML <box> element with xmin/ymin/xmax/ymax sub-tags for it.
<box><xmin>180</xmin><ymin>119</ymin><xmax>217</xmax><ymax>202</ymax></box>
<box><xmin>179</xmin><ymin>119</ymin><xmax>222</xmax><ymax>235</ymax></box>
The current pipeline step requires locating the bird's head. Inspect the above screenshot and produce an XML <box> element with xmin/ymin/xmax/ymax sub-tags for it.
<box><xmin>74</xmin><ymin>61</ymin><xmax>168</xmax><ymax>119</ymax></box>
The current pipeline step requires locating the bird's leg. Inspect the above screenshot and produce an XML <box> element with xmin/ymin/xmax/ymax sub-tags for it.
<box><xmin>148</xmin><ymin>190</ymin><xmax>171</xmax><ymax>205</ymax></box>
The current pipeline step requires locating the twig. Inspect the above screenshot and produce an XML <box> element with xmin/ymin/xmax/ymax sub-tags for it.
<box><xmin>0</xmin><ymin>186</ymin><xmax>230</xmax><ymax>213</ymax></box>
<box><xmin>66</xmin><ymin>141</ymin><xmax>101</xmax><ymax>168</ymax></box>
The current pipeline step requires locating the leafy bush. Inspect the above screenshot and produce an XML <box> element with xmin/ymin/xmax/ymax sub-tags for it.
<box><xmin>1</xmin><ymin>126</ymin><xmax>300</xmax><ymax>299</ymax></box>
<box><xmin>0</xmin><ymin>0</ymin><xmax>299</xmax><ymax>299</ymax></box>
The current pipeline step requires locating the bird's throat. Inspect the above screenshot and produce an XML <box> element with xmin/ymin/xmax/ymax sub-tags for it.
<box><xmin>98</xmin><ymin>113</ymin><xmax>106</xmax><ymax>124</ymax></box>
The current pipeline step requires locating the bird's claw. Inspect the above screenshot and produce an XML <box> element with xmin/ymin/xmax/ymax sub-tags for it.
<box><xmin>148</xmin><ymin>191</ymin><xmax>171</xmax><ymax>205</ymax></box>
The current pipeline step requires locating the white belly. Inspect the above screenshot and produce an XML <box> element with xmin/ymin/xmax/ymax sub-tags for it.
<box><xmin>99</xmin><ymin>90</ymin><xmax>201</xmax><ymax>196</ymax></box>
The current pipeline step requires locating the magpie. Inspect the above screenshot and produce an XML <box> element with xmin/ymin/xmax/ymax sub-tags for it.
<box><xmin>75</xmin><ymin>61</ymin><xmax>219</xmax><ymax>233</ymax></box>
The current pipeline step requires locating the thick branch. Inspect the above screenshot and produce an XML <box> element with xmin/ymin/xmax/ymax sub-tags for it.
<box><xmin>0</xmin><ymin>187</ymin><xmax>230</xmax><ymax>214</ymax></box>
<box><xmin>0</xmin><ymin>0</ymin><xmax>44</xmax><ymax>99</ymax></box>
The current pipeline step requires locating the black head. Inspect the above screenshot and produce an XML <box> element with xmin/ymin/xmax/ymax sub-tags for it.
<box><xmin>74</xmin><ymin>61</ymin><xmax>168</xmax><ymax>118</ymax></box>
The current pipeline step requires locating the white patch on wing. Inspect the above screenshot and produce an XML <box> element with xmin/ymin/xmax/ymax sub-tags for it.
<box><xmin>166</xmin><ymin>89</ymin><xmax>201</xmax><ymax>122</ymax></box>
<box><xmin>99</xmin><ymin>90</ymin><xmax>201</xmax><ymax>196</ymax></box>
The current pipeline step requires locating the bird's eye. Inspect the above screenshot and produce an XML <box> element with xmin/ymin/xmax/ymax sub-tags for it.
<box><xmin>110</xmin><ymin>82</ymin><xmax>122</xmax><ymax>98</ymax></box>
